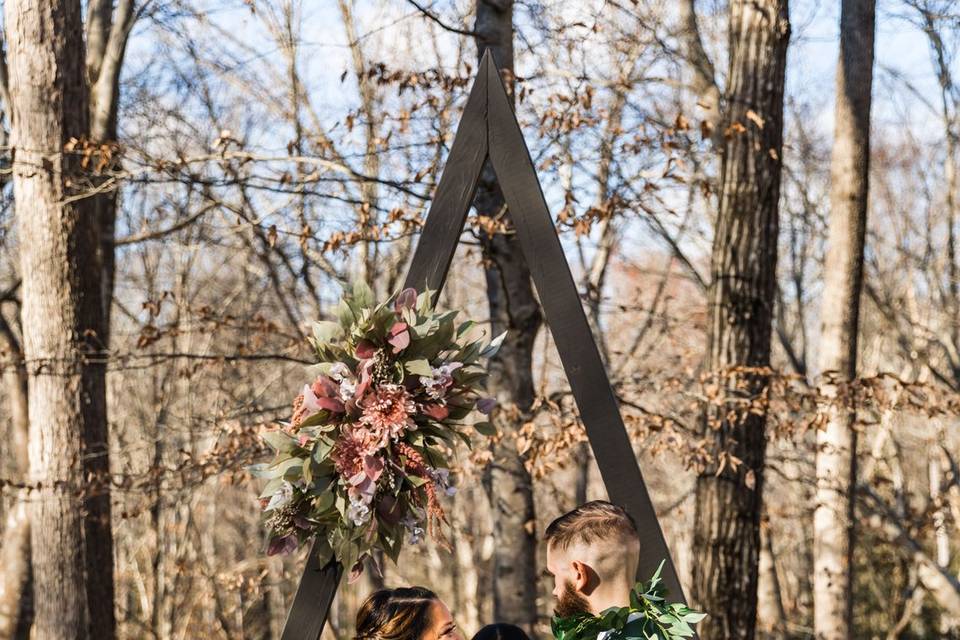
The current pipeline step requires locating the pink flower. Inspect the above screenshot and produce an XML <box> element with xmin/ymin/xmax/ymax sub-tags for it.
<box><xmin>422</xmin><ymin>403</ymin><xmax>450</xmax><ymax>421</ymax></box>
<box><xmin>387</xmin><ymin>322</ymin><xmax>410</xmax><ymax>353</ymax></box>
<box><xmin>356</xmin><ymin>340</ymin><xmax>377</xmax><ymax>360</ymax></box>
<box><xmin>345</xmin><ymin>454</ymin><xmax>384</xmax><ymax>504</ymax></box>
<box><xmin>291</xmin><ymin>377</ymin><xmax>345</xmax><ymax>429</ymax></box>
<box><xmin>395</xmin><ymin>288</ymin><xmax>417</xmax><ymax>313</ymax></box>
<box><xmin>345</xmin><ymin>360</ymin><xmax>375</xmax><ymax>415</ymax></box>
<box><xmin>311</xmin><ymin>376</ymin><xmax>340</xmax><ymax>400</ymax></box>
<box><xmin>359</xmin><ymin>384</ymin><xmax>417</xmax><ymax>445</ymax></box>
<box><xmin>331</xmin><ymin>425</ymin><xmax>378</xmax><ymax>480</ymax></box>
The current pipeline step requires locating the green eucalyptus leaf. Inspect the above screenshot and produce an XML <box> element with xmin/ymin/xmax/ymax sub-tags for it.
<box><xmin>248</xmin><ymin>463</ymin><xmax>275</xmax><ymax>479</ymax></box>
<box><xmin>259</xmin><ymin>477</ymin><xmax>284</xmax><ymax>500</ymax></box>
<box><xmin>314</xmin><ymin>488</ymin><xmax>336</xmax><ymax>513</ymax></box>
<box><xmin>313</xmin><ymin>320</ymin><xmax>345</xmax><ymax>345</ymax></box>
<box><xmin>270</xmin><ymin>457</ymin><xmax>303</xmax><ymax>480</ymax></box>
<box><xmin>473</xmin><ymin>421</ymin><xmax>496</xmax><ymax>436</ymax></box>
<box><xmin>405</xmin><ymin>359</ymin><xmax>434</xmax><ymax>377</ymax></box>
<box><xmin>352</xmin><ymin>280</ymin><xmax>374</xmax><ymax>308</ymax></box>
<box><xmin>480</xmin><ymin>331</ymin><xmax>507</xmax><ymax>358</ymax></box>
<box><xmin>261</xmin><ymin>430</ymin><xmax>296</xmax><ymax>454</ymax></box>
<box><xmin>337</xmin><ymin>298</ymin><xmax>356</xmax><ymax>327</ymax></box>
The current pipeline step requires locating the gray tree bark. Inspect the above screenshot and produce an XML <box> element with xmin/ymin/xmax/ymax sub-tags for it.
<box><xmin>474</xmin><ymin>0</ymin><xmax>541</xmax><ymax>632</ymax></box>
<box><xmin>690</xmin><ymin>1</ymin><xmax>789</xmax><ymax>638</ymax></box>
<box><xmin>812</xmin><ymin>2</ymin><xmax>875</xmax><ymax>638</ymax></box>
<box><xmin>0</xmin><ymin>314</ymin><xmax>31</xmax><ymax>638</ymax></box>
<box><xmin>4</xmin><ymin>0</ymin><xmax>111</xmax><ymax>637</ymax></box>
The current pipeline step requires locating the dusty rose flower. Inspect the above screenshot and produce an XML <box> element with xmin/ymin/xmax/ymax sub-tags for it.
<box><xmin>331</xmin><ymin>425</ymin><xmax>377</xmax><ymax>479</ymax></box>
<box><xmin>422</xmin><ymin>403</ymin><xmax>449</xmax><ymax>421</ymax></box>
<box><xmin>387</xmin><ymin>322</ymin><xmax>410</xmax><ymax>353</ymax></box>
<box><xmin>355</xmin><ymin>340</ymin><xmax>377</xmax><ymax>360</ymax></box>
<box><xmin>291</xmin><ymin>376</ymin><xmax>345</xmax><ymax>429</ymax></box>
<box><xmin>360</xmin><ymin>384</ymin><xmax>417</xmax><ymax>445</ymax></box>
<box><xmin>345</xmin><ymin>360</ymin><xmax>375</xmax><ymax>414</ymax></box>
<box><xmin>394</xmin><ymin>288</ymin><xmax>417</xmax><ymax>312</ymax></box>
<box><xmin>346</xmin><ymin>455</ymin><xmax>384</xmax><ymax>504</ymax></box>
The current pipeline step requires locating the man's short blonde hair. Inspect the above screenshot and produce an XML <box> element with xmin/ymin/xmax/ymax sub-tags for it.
<box><xmin>544</xmin><ymin>500</ymin><xmax>639</xmax><ymax>551</ymax></box>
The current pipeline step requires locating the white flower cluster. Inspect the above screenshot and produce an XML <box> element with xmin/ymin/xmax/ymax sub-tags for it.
<box><xmin>418</xmin><ymin>362</ymin><xmax>462</xmax><ymax>400</ymax></box>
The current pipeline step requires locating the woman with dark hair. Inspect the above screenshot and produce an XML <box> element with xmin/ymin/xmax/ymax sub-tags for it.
<box><xmin>355</xmin><ymin>586</ymin><xmax>462</xmax><ymax>640</ymax></box>
<box><xmin>470</xmin><ymin>624</ymin><xmax>531</xmax><ymax>640</ymax></box>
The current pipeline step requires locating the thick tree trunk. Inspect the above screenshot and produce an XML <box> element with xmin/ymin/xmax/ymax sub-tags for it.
<box><xmin>474</xmin><ymin>0</ymin><xmax>541</xmax><ymax>632</ymax></box>
<box><xmin>691</xmin><ymin>2</ymin><xmax>789</xmax><ymax>638</ymax></box>
<box><xmin>812</xmin><ymin>2</ymin><xmax>875</xmax><ymax>638</ymax></box>
<box><xmin>5</xmin><ymin>1</ymin><xmax>111</xmax><ymax>637</ymax></box>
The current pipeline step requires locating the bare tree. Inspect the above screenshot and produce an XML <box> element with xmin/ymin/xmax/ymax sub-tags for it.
<box><xmin>474</xmin><ymin>0</ymin><xmax>541</xmax><ymax>631</ymax></box>
<box><xmin>4</xmin><ymin>0</ymin><xmax>110</xmax><ymax>637</ymax></box>
<box><xmin>683</xmin><ymin>1</ymin><xmax>790</xmax><ymax>637</ymax></box>
<box><xmin>812</xmin><ymin>2</ymin><xmax>875</xmax><ymax>638</ymax></box>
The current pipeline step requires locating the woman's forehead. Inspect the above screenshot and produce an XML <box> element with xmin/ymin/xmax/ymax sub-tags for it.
<box><xmin>431</xmin><ymin>599</ymin><xmax>453</xmax><ymax>622</ymax></box>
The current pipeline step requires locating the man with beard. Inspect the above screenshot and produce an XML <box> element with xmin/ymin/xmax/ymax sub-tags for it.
<box><xmin>544</xmin><ymin>500</ymin><xmax>641</xmax><ymax>618</ymax></box>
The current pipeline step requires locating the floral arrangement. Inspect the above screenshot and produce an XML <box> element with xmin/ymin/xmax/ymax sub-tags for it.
<box><xmin>551</xmin><ymin>562</ymin><xmax>705</xmax><ymax>640</ymax></box>
<box><xmin>252</xmin><ymin>282</ymin><xmax>503</xmax><ymax>579</ymax></box>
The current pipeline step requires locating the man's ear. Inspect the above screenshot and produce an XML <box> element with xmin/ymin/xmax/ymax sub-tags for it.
<box><xmin>570</xmin><ymin>560</ymin><xmax>590</xmax><ymax>592</ymax></box>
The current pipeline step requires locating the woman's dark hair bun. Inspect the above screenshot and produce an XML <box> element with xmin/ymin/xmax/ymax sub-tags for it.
<box><xmin>470</xmin><ymin>623</ymin><xmax>531</xmax><ymax>640</ymax></box>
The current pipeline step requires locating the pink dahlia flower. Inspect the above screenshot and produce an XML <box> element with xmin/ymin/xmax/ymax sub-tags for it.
<box><xmin>360</xmin><ymin>384</ymin><xmax>417</xmax><ymax>445</ymax></box>
<box><xmin>331</xmin><ymin>425</ymin><xmax>378</xmax><ymax>480</ymax></box>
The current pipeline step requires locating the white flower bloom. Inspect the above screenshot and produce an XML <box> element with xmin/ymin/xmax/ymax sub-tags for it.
<box><xmin>329</xmin><ymin>362</ymin><xmax>352</xmax><ymax>380</ymax></box>
<box><xmin>265</xmin><ymin>481</ymin><xmax>293</xmax><ymax>511</ymax></box>
<box><xmin>347</xmin><ymin>496</ymin><xmax>372</xmax><ymax>526</ymax></box>
<box><xmin>339</xmin><ymin>379</ymin><xmax>357</xmax><ymax>401</ymax></box>
<box><xmin>418</xmin><ymin>363</ymin><xmax>462</xmax><ymax>399</ymax></box>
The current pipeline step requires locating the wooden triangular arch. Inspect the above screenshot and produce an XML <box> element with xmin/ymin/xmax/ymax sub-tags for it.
<box><xmin>280</xmin><ymin>51</ymin><xmax>686</xmax><ymax>640</ymax></box>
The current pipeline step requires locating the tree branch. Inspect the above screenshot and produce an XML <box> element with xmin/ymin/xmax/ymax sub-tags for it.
<box><xmin>406</xmin><ymin>0</ymin><xmax>477</xmax><ymax>37</ymax></box>
<box><xmin>113</xmin><ymin>203</ymin><xmax>216</xmax><ymax>246</ymax></box>
<box><xmin>677</xmin><ymin>0</ymin><xmax>721</xmax><ymax>132</ymax></box>
<box><xmin>860</xmin><ymin>484</ymin><xmax>960</xmax><ymax>615</ymax></box>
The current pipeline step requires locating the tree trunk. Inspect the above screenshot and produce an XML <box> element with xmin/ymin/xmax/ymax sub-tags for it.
<box><xmin>812</xmin><ymin>1</ymin><xmax>875</xmax><ymax>638</ymax></box>
<box><xmin>5</xmin><ymin>0</ymin><xmax>112</xmax><ymax>637</ymax></box>
<box><xmin>0</xmin><ymin>316</ymin><xmax>32</xmax><ymax>639</ymax></box>
<box><xmin>691</xmin><ymin>2</ymin><xmax>789</xmax><ymax>638</ymax></box>
<box><xmin>474</xmin><ymin>0</ymin><xmax>541</xmax><ymax>632</ymax></box>
<box><xmin>81</xmin><ymin>6</ymin><xmax>136</xmax><ymax>636</ymax></box>
<box><xmin>756</xmin><ymin>517</ymin><xmax>787</xmax><ymax>638</ymax></box>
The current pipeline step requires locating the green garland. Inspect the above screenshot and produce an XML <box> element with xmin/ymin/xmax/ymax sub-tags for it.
<box><xmin>551</xmin><ymin>562</ymin><xmax>705</xmax><ymax>640</ymax></box>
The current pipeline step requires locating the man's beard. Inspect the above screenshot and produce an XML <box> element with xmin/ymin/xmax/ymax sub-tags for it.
<box><xmin>554</xmin><ymin>580</ymin><xmax>592</xmax><ymax>618</ymax></box>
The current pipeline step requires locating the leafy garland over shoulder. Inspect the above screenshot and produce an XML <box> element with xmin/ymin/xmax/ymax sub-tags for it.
<box><xmin>551</xmin><ymin>562</ymin><xmax>705</xmax><ymax>640</ymax></box>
